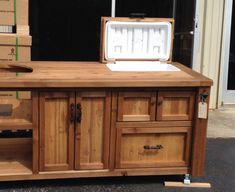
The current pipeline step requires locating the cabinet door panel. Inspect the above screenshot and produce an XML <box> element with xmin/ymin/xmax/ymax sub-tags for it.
<box><xmin>75</xmin><ymin>92</ymin><xmax>111</xmax><ymax>170</ymax></box>
<box><xmin>157</xmin><ymin>91</ymin><xmax>195</xmax><ymax>121</ymax></box>
<box><xmin>118</xmin><ymin>92</ymin><xmax>156</xmax><ymax>121</ymax></box>
<box><xmin>39</xmin><ymin>92</ymin><xmax>75</xmax><ymax>171</ymax></box>
<box><xmin>116</xmin><ymin>127</ymin><xmax>191</xmax><ymax>169</ymax></box>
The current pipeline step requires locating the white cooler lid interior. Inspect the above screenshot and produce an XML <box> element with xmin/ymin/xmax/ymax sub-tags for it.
<box><xmin>105</xmin><ymin>21</ymin><xmax>172</xmax><ymax>61</ymax></box>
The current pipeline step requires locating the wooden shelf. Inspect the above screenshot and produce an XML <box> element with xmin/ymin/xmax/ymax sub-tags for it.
<box><xmin>0</xmin><ymin>160</ymin><xmax>32</xmax><ymax>176</ymax></box>
<box><xmin>0</xmin><ymin>119</ymin><xmax>32</xmax><ymax>130</ymax></box>
<box><xmin>0</xmin><ymin>138</ymin><xmax>32</xmax><ymax>175</ymax></box>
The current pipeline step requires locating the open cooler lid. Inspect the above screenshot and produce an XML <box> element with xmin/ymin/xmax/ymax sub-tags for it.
<box><xmin>101</xmin><ymin>17</ymin><xmax>174</xmax><ymax>63</ymax></box>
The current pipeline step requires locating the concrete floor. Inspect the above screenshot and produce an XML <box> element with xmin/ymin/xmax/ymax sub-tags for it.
<box><xmin>207</xmin><ymin>107</ymin><xmax>235</xmax><ymax>138</ymax></box>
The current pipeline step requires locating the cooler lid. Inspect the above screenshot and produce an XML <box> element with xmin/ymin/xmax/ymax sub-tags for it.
<box><xmin>102</xmin><ymin>18</ymin><xmax>173</xmax><ymax>62</ymax></box>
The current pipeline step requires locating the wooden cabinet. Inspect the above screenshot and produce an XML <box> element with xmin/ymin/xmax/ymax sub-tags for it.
<box><xmin>114</xmin><ymin>90</ymin><xmax>195</xmax><ymax>171</ymax></box>
<box><xmin>39</xmin><ymin>91</ymin><xmax>111</xmax><ymax>171</ymax></box>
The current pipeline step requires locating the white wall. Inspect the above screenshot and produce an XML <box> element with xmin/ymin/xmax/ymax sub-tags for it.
<box><xmin>195</xmin><ymin>0</ymin><xmax>225</xmax><ymax>108</ymax></box>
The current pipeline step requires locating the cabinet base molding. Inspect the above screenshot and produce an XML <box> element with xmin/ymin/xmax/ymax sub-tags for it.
<box><xmin>0</xmin><ymin>167</ymin><xmax>189</xmax><ymax>181</ymax></box>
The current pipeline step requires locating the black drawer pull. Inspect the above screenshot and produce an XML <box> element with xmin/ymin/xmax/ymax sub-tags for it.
<box><xmin>76</xmin><ymin>103</ymin><xmax>82</xmax><ymax>123</ymax></box>
<box><xmin>143</xmin><ymin>145</ymin><xmax>163</xmax><ymax>150</ymax></box>
<box><xmin>70</xmin><ymin>103</ymin><xmax>75</xmax><ymax>123</ymax></box>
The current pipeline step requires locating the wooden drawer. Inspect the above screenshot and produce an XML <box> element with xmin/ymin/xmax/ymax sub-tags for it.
<box><xmin>115</xmin><ymin>127</ymin><xmax>191</xmax><ymax>169</ymax></box>
<box><xmin>117</xmin><ymin>92</ymin><xmax>156</xmax><ymax>122</ymax></box>
<box><xmin>157</xmin><ymin>91</ymin><xmax>195</xmax><ymax>121</ymax></box>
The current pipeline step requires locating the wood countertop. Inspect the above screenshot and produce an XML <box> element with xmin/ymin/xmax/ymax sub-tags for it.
<box><xmin>0</xmin><ymin>62</ymin><xmax>213</xmax><ymax>88</ymax></box>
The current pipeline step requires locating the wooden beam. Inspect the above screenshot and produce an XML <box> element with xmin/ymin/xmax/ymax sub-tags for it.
<box><xmin>165</xmin><ymin>182</ymin><xmax>211</xmax><ymax>188</ymax></box>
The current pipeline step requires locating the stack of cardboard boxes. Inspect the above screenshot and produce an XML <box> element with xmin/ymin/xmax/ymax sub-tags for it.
<box><xmin>0</xmin><ymin>0</ymin><xmax>31</xmax><ymax>121</ymax></box>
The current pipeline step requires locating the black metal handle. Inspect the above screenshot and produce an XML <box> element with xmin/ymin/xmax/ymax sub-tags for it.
<box><xmin>76</xmin><ymin>103</ymin><xmax>82</xmax><ymax>123</ymax></box>
<box><xmin>143</xmin><ymin>145</ymin><xmax>163</xmax><ymax>150</ymax></box>
<box><xmin>70</xmin><ymin>104</ymin><xmax>75</xmax><ymax>123</ymax></box>
<box><xmin>130</xmin><ymin>13</ymin><xmax>146</xmax><ymax>18</ymax></box>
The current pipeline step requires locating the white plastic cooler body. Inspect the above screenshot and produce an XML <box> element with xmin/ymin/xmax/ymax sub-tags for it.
<box><xmin>104</xmin><ymin>21</ymin><xmax>172</xmax><ymax>62</ymax></box>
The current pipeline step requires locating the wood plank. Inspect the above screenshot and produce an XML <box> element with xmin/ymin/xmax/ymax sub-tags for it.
<box><xmin>118</xmin><ymin>92</ymin><xmax>156</xmax><ymax>122</ymax></box>
<box><xmin>109</xmin><ymin>92</ymin><xmax>118</xmax><ymax>170</ymax></box>
<box><xmin>75</xmin><ymin>91</ymin><xmax>111</xmax><ymax>170</ymax></box>
<box><xmin>0</xmin><ymin>138</ymin><xmax>32</xmax><ymax>175</ymax></box>
<box><xmin>116</xmin><ymin>121</ymin><xmax>192</xmax><ymax>128</ymax></box>
<box><xmin>164</xmin><ymin>182</ymin><xmax>211</xmax><ymax>188</ymax></box>
<box><xmin>0</xmin><ymin>119</ymin><xmax>32</xmax><ymax>130</ymax></box>
<box><xmin>0</xmin><ymin>167</ymin><xmax>189</xmax><ymax>181</ymax></box>
<box><xmin>157</xmin><ymin>91</ymin><xmax>195</xmax><ymax>121</ymax></box>
<box><xmin>0</xmin><ymin>62</ymin><xmax>213</xmax><ymax>88</ymax></box>
<box><xmin>39</xmin><ymin>92</ymin><xmax>75</xmax><ymax>171</ymax></box>
<box><xmin>191</xmin><ymin>87</ymin><xmax>211</xmax><ymax>176</ymax></box>
<box><xmin>32</xmin><ymin>91</ymin><xmax>39</xmax><ymax>174</ymax></box>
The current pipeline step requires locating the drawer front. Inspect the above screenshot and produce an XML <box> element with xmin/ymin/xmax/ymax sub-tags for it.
<box><xmin>157</xmin><ymin>91</ymin><xmax>195</xmax><ymax>121</ymax></box>
<box><xmin>116</xmin><ymin>127</ymin><xmax>191</xmax><ymax>169</ymax></box>
<box><xmin>117</xmin><ymin>92</ymin><xmax>156</xmax><ymax>122</ymax></box>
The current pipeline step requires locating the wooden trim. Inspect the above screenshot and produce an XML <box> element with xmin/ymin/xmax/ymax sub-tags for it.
<box><xmin>122</xmin><ymin>115</ymin><xmax>150</xmax><ymax>121</ymax></box>
<box><xmin>120</xmin><ymin>161</ymin><xmax>187</xmax><ymax>169</ymax></box>
<box><xmin>116</xmin><ymin>121</ymin><xmax>192</xmax><ymax>128</ymax></box>
<box><xmin>32</xmin><ymin>91</ymin><xmax>39</xmax><ymax>174</ymax></box>
<box><xmin>121</xmin><ymin>127</ymin><xmax>190</xmax><ymax>134</ymax></box>
<box><xmin>109</xmin><ymin>92</ymin><xmax>118</xmax><ymax>170</ymax></box>
<box><xmin>0</xmin><ymin>167</ymin><xmax>189</xmax><ymax>181</ymax></box>
<box><xmin>74</xmin><ymin>92</ymin><xmax>81</xmax><ymax>170</ymax></box>
<box><xmin>103</xmin><ymin>92</ymin><xmax>111</xmax><ymax>169</ymax></box>
<box><xmin>68</xmin><ymin>92</ymin><xmax>75</xmax><ymax>170</ymax></box>
<box><xmin>0</xmin><ymin>120</ymin><xmax>32</xmax><ymax>130</ymax></box>
<box><xmin>79</xmin><ymin>163</ymin><xmax>104</xmax><ymax>170</ymax></box>
<box><xmin>117</xmin><ymin>92</ymin><xmax>125</xmax><ymax>121</ymax></box>
<box><xmin>191</xmin><ymin>87</ymin><xmax>211</xmax><ymax>176</ymax></box>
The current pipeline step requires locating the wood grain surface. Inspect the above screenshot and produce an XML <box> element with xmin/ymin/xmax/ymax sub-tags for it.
<box><xmin>0</xmin><ymin>62</ymin><xmax>212</xmax><ymax>88</ymax></box>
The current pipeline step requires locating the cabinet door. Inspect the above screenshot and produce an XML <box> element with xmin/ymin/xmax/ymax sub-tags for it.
<box><xmin>75</xmin><ymin>92</ymin><xmax>111</xmax><ymax>170</ymax></box>
<box><xmin>157</xmin><ymin>91</ymin><xmax>195</xmax><ymax>121</ymax></box>
<box><xmin>39</xmin><ymin>92</ymin><xmax>75</xmax><ymax>171</ymax></box>
<box><xmin>116</xmin><ymin>127</ymin><xmax>191</xmax><ymax>169</ymax></box>
<box><xmin>117</xmin><ymin>92</ymin><xmax>156</xmax><ymax>121</ymax></box>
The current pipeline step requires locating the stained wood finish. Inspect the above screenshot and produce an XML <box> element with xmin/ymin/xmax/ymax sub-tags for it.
<box><xmin>32</xmin><ymin>91</ymin><xmax>39</xmax><ymax>173</ymax></box>
<box><xmin>117</xmin><ymin>92</ymin><xmax>156</xmax><ymax>121</ymax></box>
<box><xmin>191</xmin><ymin>87</ymin><xmax>211</xmax><ymax>176</ymax></box>
<box><xmin>157</xmin><ymin>91</ymin><xmax>195</xmax><ymax>121</ymax></box>
<box><xmin>0</xmin><ymin>138</ymin><xmax>32</xmax><ymax>175</ymax></box>
<box><xmin>0</xmin><ymin>62</ymin><xmax>213</xmax><ymax>88</ymax></box>
<box><xmin>116</xmin><ymin>127</ymin><xmax>192</xmax><ymax>169</ymax></box>
<box><xmin>39</xmin><ymin>92</ymin><xmax>75</xmax><ymax>171</ymax></box>
<box><xmin>75</xmin><ymin>92</ymin><xmax>111</xmax><ymax>170</ymax></box>
<box><xmin>0</xmin><ymin>98</ymin><xmax>32</xmax><ymax>130</ymax></box>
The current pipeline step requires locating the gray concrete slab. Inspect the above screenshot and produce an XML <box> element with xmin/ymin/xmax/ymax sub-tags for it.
<box><xmin>208</xmin><ymin>108</ymin><xmax>235</xmax><ymax>138</ymax></box>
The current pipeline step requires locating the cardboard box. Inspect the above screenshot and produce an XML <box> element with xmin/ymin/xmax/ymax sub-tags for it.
<box><xmin>0</xmin><ymin>33</ymin><xmax>32</xmax><ymax>99</ymax></box>
<box><xmin>0</xmin><ymin>33</ymin><xmax>31</xmax><ymax>61</ymax></box>
<box><xmin>0</xmin><ymin>0</ymin><xmax>28</xmax><ymax>25</ymax></box>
